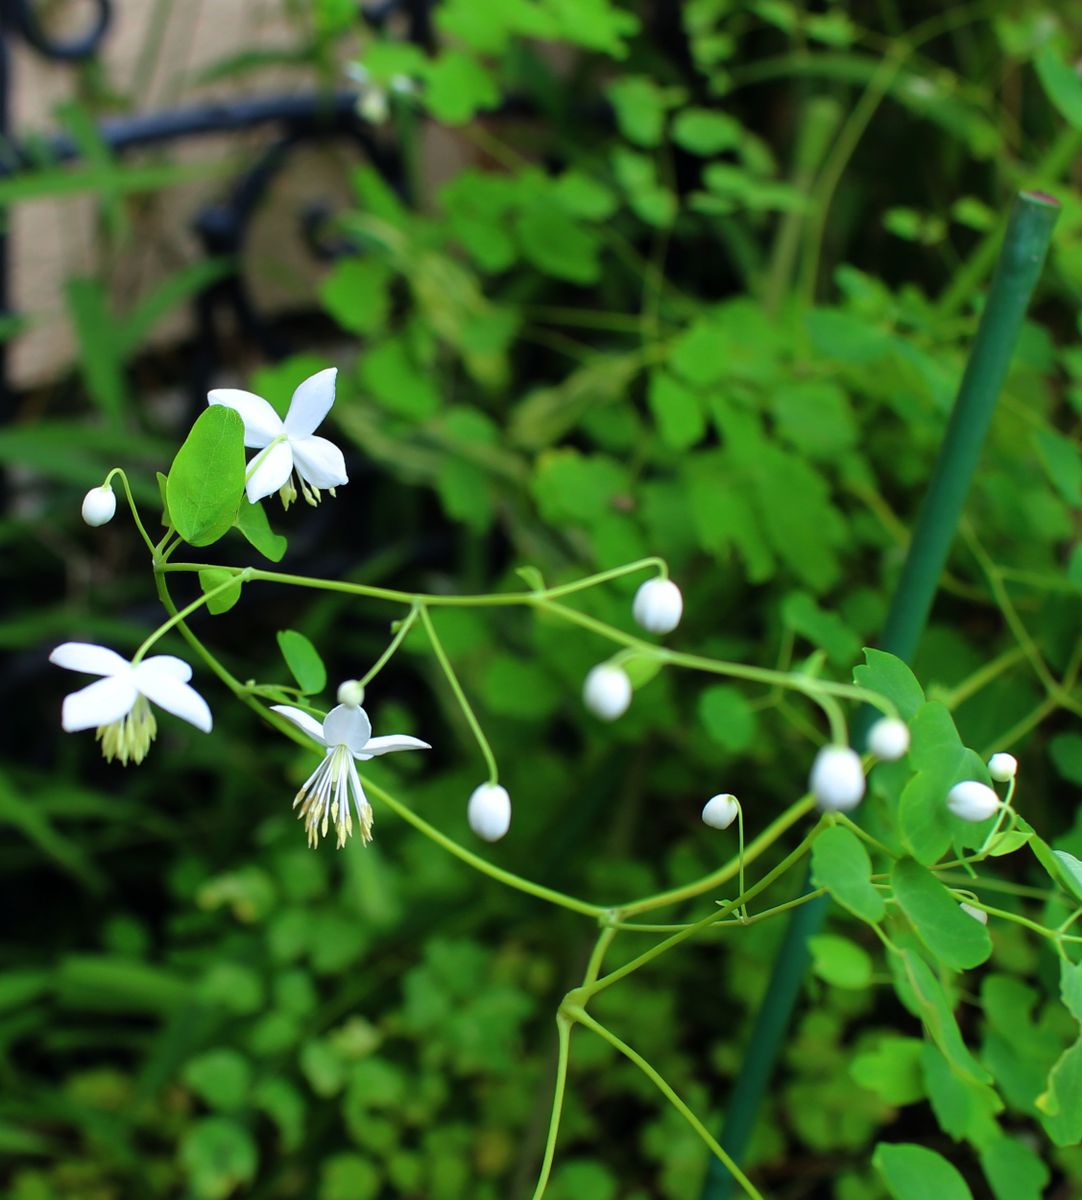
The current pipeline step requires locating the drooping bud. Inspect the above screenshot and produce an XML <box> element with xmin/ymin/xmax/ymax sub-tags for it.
<box><xmin>632</xmin><ymin>578</ymin><xmax>683</xmax><ymax>635</ymax></box>
<box><xmin>468</xmin><ymin>783</ymin><xmax>511</xmax><ymax>842</ymax></box>
<box><xmin>337</xmin><ymin>679</ymin><xmax>365</xmax><ymax>708</ymax></box>
<box><xmin>987</xmin><ymin>752</ymin><xmax>1017</xmax><ymax>782</ymax></box>
<box><xmin>959</xmin><ymin>902</ymin><xmax>988</xmax><ymax>925</ymax></box>
<box><xmin>947</xmin><ymin>780</ymin><xmax>999</xmax><ymax>822</ymax></box>
<box><xmin>809</xmin><ymin>746</ymin><xmax>866</xmax><ymax>812</ymax></box>
<box><xmin>702</xmin><ymin>793</ymin><xmax>740</xmax><ymax>830</ymax></box>
<box><xmin>81</xmin><ymin>485</ymin><xmax>116</xmax><ymax>527</ymax></box>
<box><xmin>582</xmin><ymin>664</ymin><xmax>632</xmax><ymax>721</ymax></box>
<box><xmin>866</xmin><ymin>717</ymin><xmax>910</xmax><ymax>762</ymax></box>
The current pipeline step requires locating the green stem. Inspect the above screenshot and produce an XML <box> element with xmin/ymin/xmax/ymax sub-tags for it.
<box><xmin>363</xmin><ymin>779</ymin><xmax>604</xmax><ymax>918</ymax></box>
<box><xmin>358</xmin><ymin>605</ymin><xmax>420</xmax><ymax>690</ymax></box>
<box><xmin>104</xmin><ymin>467</ymin><xmax>156</xmax><ymax>555</ymax></box>
<box><xmin>134</xmin><ymin>570</ymin><xmax>251</xmax><ymax>663</ymax></box>
<box><xmin>419</xmin><ymin>605</ymin><xmax>498</xmax><ymax>784</ymax></box>
<box><xmin>567</xmin><ymin>1008</ymin><xmax>764</xmax><ymax>1200</ymax></box>
<box><xmin>529</xmin><ymin>1016</ymin><xmax>573</xmax><ymax>1200</ymax></box>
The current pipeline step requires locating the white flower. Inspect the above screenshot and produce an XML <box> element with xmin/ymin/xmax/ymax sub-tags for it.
<box><xmin>272</xmin><ymin>702</ymin><xmax>429</xmax><ymax>848</ymax></box>
<box><xmin>209</xmin><ymin>368</ymin><xmax>348</xmax><ymax>508</ymax></box>
<box><xmin>702</xmin><ymin>793</ymin><xmax>740</xmax><ymax>830</ymax></box>
<box><xmin>468</xmin><ymin>783</ymin><xmax>511</xmax><ymax>842</ymax></box>
<box><xmin>50</xmin><ymin>642</ymin><xmax>212</xmax><ymax>765</ymax></box>
<box><xmin>867</xmin><ymin>717</ymin><xmax>910</xmax><ymax>761</ymax></box>
<box><xmin>632</xmin><ymin>578</ymin><xmax>683</xmax><ymax>635</ymax></box>
<box><xmin>987</xmin><ymin>752</ymin><xmax>1017</xmax><ymax>782</ymax></box>
<box><xmin>337</xmin><ymin>679</ymin><xmax>365</xmax><ymax>708</ymax></box>
<box><xmin>583</xmin><ymin>664</ymin><xmax>632</xmax><ymax>721</ymax></box>
<box><xmin>959</xmin><ymin>901</ymin><xmax>988</xmax><ymax>925</ymax></box>
<box><xmin>809</xmin><ymin>745</ymin><xmax>865</xmax><ymax>812</ymax></box>
<box><xmin>81</xmin><ymin>485</ymin><xmax>116</xmax><ymax>527</ymax></box>
<box><xmin>947</xmin><ymin>780</ymin><xmax>999</xmax><ymax>822</ymax></box>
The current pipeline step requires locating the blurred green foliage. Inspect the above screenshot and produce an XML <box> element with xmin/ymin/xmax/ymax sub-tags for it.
<box><xmin>4</xmin><ymin>1</ymin><xmax>1082</xmax><ymax>1197</ymax></box>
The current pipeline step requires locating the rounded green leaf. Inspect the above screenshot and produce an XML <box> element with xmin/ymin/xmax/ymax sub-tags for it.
<box><xmin>873</xmin><ymin>1143</ymin><xmax>973</xmax><ymax>1200</ymax></box>
<box><xmin>167</xmin><ymin>406</ymin><xmax>246</xmax><ymax>547</ymax></box>
<box><xmin>277</xmin><ymin>630</ymin><xmax>327</xmax><ymax>695</ymax></box>
<box><xmin>811</xmin><ymin>825</ymin><xmax>885</xmax><ymax>924</ymax></box>
<box><xmin>809</xmin><ymin>934</ymin><xmax>873</xmax><ymax>989</ymax></box>
<box><xmin>892</xmin><ymin>858</ymin><xmax>991</xmax><ymax>971</ymax></box>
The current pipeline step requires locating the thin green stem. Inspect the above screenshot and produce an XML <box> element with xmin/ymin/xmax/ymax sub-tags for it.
<box><xmin>363</xmin><ymin>778</ymin><xmax>604</xmax><ymax>918</ymax></box>
<box><xmin>622</xmin><ymin>796</ymin><xmax>817</xmax><ymax>916</ymax></box>
<box><xmin>419</xmin><ymin>605</ymin><xmax>498</xmax><ymax>784</ymax></box>
<box><xmin>529</xmin><ymin>1016</ymin><xmax>573</xmax><ymax>1200</ymax></box>
<box><xmin>567</xmin><ymin>1008</ymin><xmax>764</xmax><ymax>1200</ymax></box>
<box><xmin>616</xmin><ymin>889</ymin><xmax>827</xmax><ymax>933</ymax></box>
<box><xmin>358</xmin><ymin>605</ymin><xmax>420</xmax><ymax>690</ymax></box>
<box><xmin>134</xmin><ymin>570</ymin><xmax>251</xmax><ymax>663</ymax></box>
<box><xmin>103</xmin><ymin>467</ymin><xmax>156</xmax><ymax>555</ymax></box>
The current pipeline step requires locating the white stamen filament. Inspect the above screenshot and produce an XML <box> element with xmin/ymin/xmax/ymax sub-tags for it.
<box><xmin>294</xmin><ymin>743</ymin><xmax>373</xmax><ymax>849</ymax></box>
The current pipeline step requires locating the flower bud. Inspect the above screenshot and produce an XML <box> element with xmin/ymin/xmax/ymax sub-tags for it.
<box><xmin>702</xmin><ymin>793</ymin><xmax>740</xmax><ymax>830</ymax></box>
<box><xmin>809</xmin><ymin>745</ymin><xmax>865</xmax><ymax>812</ymax></box>
<box><xmin>583</xmin><ymin>664</ymin><xmax>632</xmax><ymax>721</ymax></box>
<box><xmin>337</xmin><ymin>679</ymin><xmax>365</xmax><ymax>708</ymax></box>
<box><xmin>468</xmin><ymin>783</ymin><xmax>511</xmax><ymax>842</ymax></box>
<box><xmin>866</xmin><ymin>717</ymin><xmax>910</xmax><ymax>762</ymax></box>
<box><xmin>987</xmin><ymin>752</ymin><xmax>1017</xmax><ymax>782</ymax></box>
<box><xmin>959</xmin><ymin>902</ymin><xmax>988</xmax><ymax>925</ymax></box>
<box><xmin>81</xmin><ymin>485</ymin><xmax>116</xmax><ymax>527</ymax></box>
<box><xmin>947</xmin><ymin>780</ymin><xmax>999</xmax><ymax>822</ymax></box>
<box><xmin>632</xmin><ymin>578</ymin><xmax>683</xmax><ymax>635</ymax></box>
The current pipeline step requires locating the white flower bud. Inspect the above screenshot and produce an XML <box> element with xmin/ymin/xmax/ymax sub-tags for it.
<box><xmin>959</xmin><ymin>902</ymin><xmax>988</xmax><ymax>925</ymax></box>
<box><xmin>947</xmin><ymin>780</ymin><xmax>999</xmax><ymax>822</ymax></box>
<box><xmin>582</xmin><ymin>664</ymin><xmax>632</xmax><ymax>721</ymax></box>
<box><xmin>987</xmin><ymin>753</ymin><xmax>1017</xmax><ymax>782</ymax></box>
<box><xmin>81</xmin><ymin>485</ymin><xmax>116</xmax><ymax>527</ymax></box>
<box><xmin>809</xmin><ymin>746</ymin><xmax>866</xmax><ymax>812</ymax></box>
<box><xmin>468</xmin><ymin>783</ymin><xmax>511</xmax><ymax>842</ymax></box>
<box><xmin>866</xmin><ymin>717</ymin><xmax>910</xmax><ymax>762</ymax></box>
<box><xmin>336</xmin><ymin>679</ymin><xmax>365</xmax><ymax>708</ymax></box>
<box><xmin>632</xmin><ymin>578</ymin><xmax>683</xmax><ymax>635</ymax></box>
<box><xmin>702</xmin><ymin>793</ymin><xmax>740</xmax><ymax>830</ymax></box>
<box><xmin>358</xmin><ymin>88</ymin><xmax>389</xmax><ymax>124</ymax></box>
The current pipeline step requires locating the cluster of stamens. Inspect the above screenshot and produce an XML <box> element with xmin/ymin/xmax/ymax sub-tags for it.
<box><xmin>293</xmin><ymin>743</ymin><xmax>372</xmax><ymax>849</ymax></box>
<box><xmin>96</xmin><ymin>696</ymin><xmax>157</xmax><ymax>766</ymax></box>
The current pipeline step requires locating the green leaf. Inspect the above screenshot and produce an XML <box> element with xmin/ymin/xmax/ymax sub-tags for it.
<box><xmin>179</xmin><ymin>1117</ymin><xmax>258</xmax><ymax>1199</ymax></box>
<box><xmin>65</xmin><ymin>277</ymin><xmax>128</xmax><ymax>423</ymax></box>
<box><xmin>770</xmin><ymin>380</ymin><xmax>857</xmax><ymax>459</ymax></box>
<box><xmin>811</xmin><ymin>825</ymin><xmax>885</xmax><ymax>923</ymax></box>
<box><xmin>1038</xmin><ymin>1036</ymin><xmax>1082</xmax><ymax>1145</ymax></box>
<box><xmin>199</xmin><ymin>569</ymin><xmax>243</xmax><ymax>616</ymax></box>
<box><xmin>893</xmin><ymin>949</ymin><xmax>989</xmax><ymax>1083</ymax></box>
<box><xmin>607</xmin><ymin>76</ymin><xmax>671</xmax><ymax>146</ymax></box>
<box><xmin>809</xmin><ymin>934</ymin><xmax>873</xmax><ymax>989</ymax></box>
<box><xmin>647</xmin><ymin>370</ymin><xmax>706</xmax><ymax>450</ymax></box>
<box><xmin>892</xmin><ymin>858</ymin><xmax>992</xmax><ymax>971</ymax></box>
<box><xmin>671</xmin><ymin>108</ymin><xmax>742</xmax><ymax>155</ymax></box>
<box><xmin>1035</xmin><ymin>46</ymin><xmax>1082</xmax><ymax>131</ymax></box>
<box><xmin>1050</xmin><ymin>732</ymin><xmax>1082</xmax><ymax>784</ymax></box>
<box><xmin>183</xmin><ymin>1048</ymin><xmax>252</xmax><ymax>1111</ymax></box>
<box><xmin>697</xmin><ymin>684</ymin><xmax>757</xmax><ymax>753</ymax></box>
<box><xmin>920</xmin><ymin>1043</ymin><xmax>1001</xmax><ymax>1143</ymax></box>
<box><xmin>873</xmin><ymin>1143</ymin><xmax>973</xmax><ymax>1200</ymax></box>
<box><xmin>320</xmin><ymin>259</ymin><xmax>392</xmax><ymax>336</ymax></box>
<box><xmin>277</xmin><ymin>630</ymin><xmax>327</xmax><ymax>695</ymax></box>
<box><xmin>234</xmin><ymin>500</ymin><xmax>287</xmax><ymax>563</ymax></box>
<box><xmin>782</xmin><ymin>592</ymin><xmax>860</xmax><ymax>666</ymax></box>
<box><xmin>979</xmin><ymin>1135</ymin><xmax>1051</xmax><ymax>1200</ymax></box>
<box><xmin>166</xmin><ymin>407</ymin><xmax>246</xmax><ymax>547</ymax></box>
<box><xmin>552</xmin><ymin>171</ymin><xmax>618</xmax><ymax>221</ymax></box>
<box><xmin>360</xmin><ymin>338</ymin><xmax>440</xmax><ymax>420</ymax></box>
<box><xmin>1061</xmin><ymin>958</ymin><xmax>1082</xmax><ymax>1024</ymax></box>
<box><xmin>157</xmin><ymin>470</ymin><xmax>171</xmax><ymax>527</ymax></box>
<box><xmin>515</xmin><ymin>204</ymin><xmax>602</xmax><ymax>284</ymax></box>
<box><xmin>1034</xmin><ymin>428</ymin><xmax>1082</xmax><ymax>505</ymax></box>
<box><xmin>1053</xmin><ymin>850</ymin><xmax>1082</xmax><ymax>904</ymax></box>
<box><xmin>423</xmin><ymin>51</ymin><xmax>499</xmax><ymax>124</ymax></box>
<box><xmin>852</xmin><ymin>649</ymin><xmax>925</xmax><ymax>721</ymax></box>
<box><xmin>320</xmin><ymin>1153</ymin><xmax>381</xmax><ymax>1200</ymax></box>
<box><xmin>850</xmin><ymin>1036</ymin><xmax>925</xmax><ymax>1105</ymax></box>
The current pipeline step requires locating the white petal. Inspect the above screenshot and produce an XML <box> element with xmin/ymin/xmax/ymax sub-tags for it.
<box><xmin>50</xmin><ymin>642</ymin><xmax>129</xmax><ymax>678</ymax></box>
<box><xmin>137</xmin><ymin>655</ymin><xmax>193</xmax><ymax>683</ymax></box>
<box><xmin>270</xmin><ymin>705</ymin><xmax>327</xmax><ymax>746</ymax></box>
<box><xmin>284</xmin><ymin>368</ymin><xmax>338</xmax><ymax>438</ymax></box>
<box><xmin>208</xmin><ymin>388</ymin><xmax>283</xmax><ymax>448</ymax></box>
<box><xmin>62</xmin><ymin>674</ymin><xmax>138</xmax><ymax>732</ymax></box>
<box><xmin>291</xmin><ymin>436</ymin><xmax>348</xmax><ymax>490</ymax></box>
<box><xmin>356</xmin><ymin>733</ymin><xmax>431</xmax><ymax>761</ymax></box>
<box><xmin>135</xmin><ymin>671</ymin><xmax>212</xmax><ymax>732</ymax></box>
<box><xmin>245</xmin><ymin>441</ymin><xmax>294</xmax><ymax>503</ymax></box>
<box><xmin>322</xmin><ymin>703</ymin><xmax>372</xmax><ymax>753</ymax></box>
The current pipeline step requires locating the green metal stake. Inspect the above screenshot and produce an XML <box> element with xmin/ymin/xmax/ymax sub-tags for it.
<box><xmin>702</xmin><ymin>190</ymin><xmax>1060</xmax><ymax>1200</ymax></box>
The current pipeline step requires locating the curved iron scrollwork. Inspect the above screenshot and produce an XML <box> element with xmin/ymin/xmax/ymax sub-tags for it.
<box><xmin>7</xmin><ymin>0</ymin><xmax>112</xmax><ymax>62</ymax></box>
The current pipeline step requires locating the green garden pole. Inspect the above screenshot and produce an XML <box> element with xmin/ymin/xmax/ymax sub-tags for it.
<box><xmin>703</xmin><ymin>190</ymin><xmax>1060</xmax><ymax>1200</ymax></box>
